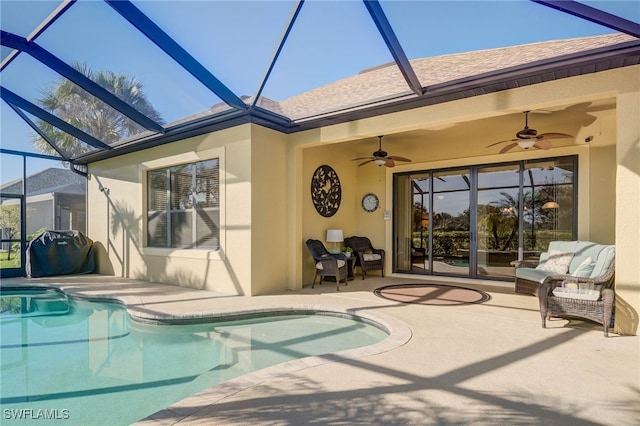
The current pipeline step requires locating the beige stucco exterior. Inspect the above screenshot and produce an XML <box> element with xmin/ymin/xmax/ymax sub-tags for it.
<box><xmin>87</xmin><ymin>65</ymin><xmax>639</xmax><ymax>334</ymax></box>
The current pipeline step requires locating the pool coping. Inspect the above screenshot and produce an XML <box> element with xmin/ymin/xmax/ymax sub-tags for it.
<box><xmin>1</xmin><ymin>280</ymin><xmax>413</xmax><ymax>425</ymax></box>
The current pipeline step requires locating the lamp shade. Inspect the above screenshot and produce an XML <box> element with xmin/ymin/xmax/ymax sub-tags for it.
<box><xmin>542</xmin><ymin>201</ymin><xmax>560</xmax><ymax>209</ymax></box>
<box><xmin>374</xmin><ymin>158</ymin><xmax>386</xmax><ymax>166</ymax></box>
<box><xmin>326</xmin><ymin>229</ymin><xmax>344</xmax><ymax>243</ymax></box>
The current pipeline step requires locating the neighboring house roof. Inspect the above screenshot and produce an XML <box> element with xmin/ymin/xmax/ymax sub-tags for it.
<box><xmin>27</xmin><ymin>183</ymin><xmax>86</xmax><ymax>198</ymax></box>
<box><xmin>0</xmin><ymin>168</ymin><xmax>86</xmax><ymax>196</ymax></box>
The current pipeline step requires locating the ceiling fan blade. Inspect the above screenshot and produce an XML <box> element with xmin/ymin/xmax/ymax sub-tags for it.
<box><xmin>384</xmin><ymin>158</ymin><xmax>396</xmax><ymax>167</ymax></box>
<box><xmin>352</xmin><ymin>156</ymin><xmax>373</xmax><ymax>161</ymax></box>
<box><xmin>486</xmin><ymin>138</ymin><xmax>517</xmax><ymax>148</ymax></box>
<box><xmin>499</xmin><ymin>143</ymin><xmax>518</xmax><ymax>154</ymax></box>
<box><xmin>388</xmin><ymin>156</ymin><xmax>411</xmax><ymax>162</ymax></box>
<box><xmin>358</xmin><ymin>159</ymin><xmax>375</xmax><ymax>167</ymax></box>
<box><xmin>538</xmin><ymin>132</ymin><xmax>573</xmax><ymax>140</ymax></box>
<box><xmin>534</xmin><ymin>139</ymin><xmax>553</xmax><ymax>150</ymax></box>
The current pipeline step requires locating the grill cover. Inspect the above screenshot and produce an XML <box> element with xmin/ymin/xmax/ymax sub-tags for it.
<box><xmin>26</xmin><ymin>230</ymin><xmax>95</xmax><ymax>278</ymax></box>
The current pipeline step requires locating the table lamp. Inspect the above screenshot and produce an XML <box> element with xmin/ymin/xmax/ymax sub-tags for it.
<box><xmin>326</xmin><ymin>229</ymin><xmax>344</xmax><ymax>254</ymax></box>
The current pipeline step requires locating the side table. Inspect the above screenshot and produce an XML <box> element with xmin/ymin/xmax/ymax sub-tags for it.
<box><xmin>345</xmin><ymin>256</ymin><xmax>357</xmax><ymax>280</ymax></box>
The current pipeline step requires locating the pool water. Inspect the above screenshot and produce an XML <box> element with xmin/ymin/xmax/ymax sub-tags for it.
<box><xmin>442</xmin><ymin>258</ymin><xmax>470</xmax><ymax>267</ymax></box>
<box><xmin>0</xmin><ymin>289</ymin><xmax>387</xmax><ymax>425</ymax></box>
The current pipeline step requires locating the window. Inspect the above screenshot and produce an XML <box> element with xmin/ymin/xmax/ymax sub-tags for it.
<box><xmin>147</xmin><ymin>159</ymin><xmax>219</xmax><ymax>249</ymax></box>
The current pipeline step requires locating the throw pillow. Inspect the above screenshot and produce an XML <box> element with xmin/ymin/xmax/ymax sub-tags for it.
<box><xmin>363</xmin><ymin>253</ymin><xmax>382</xmax><ymax>261</ymax></box>
<box><xmin>572</xmin><ymin>256</ymin><xmax>596</xmax><ymax>277</ymax></box>
<box><xmin>541</xmin><ymin>250</ymin><xmax>573</xmax><ymax>274</ymax></box>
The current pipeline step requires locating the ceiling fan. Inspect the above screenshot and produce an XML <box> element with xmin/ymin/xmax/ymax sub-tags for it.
<box><xmin>352</xmin><ymin>135</ymin><xmax>411</xmax><ymax>167</ymax></box>
<box><xmin>486</xmin><ymin>111</ymin><xmax>573</xmax><ymax>154</ymax></box>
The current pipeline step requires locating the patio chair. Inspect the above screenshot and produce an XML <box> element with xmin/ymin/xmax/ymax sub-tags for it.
<box><xmin>344</xmin><ymin>236</ymin><xmax>385</xmax><ymax>279</ymax></box>
<box><xmin>305</xmin><ymin>239</ymin><xmax>348</xmax><ymax>291</ymax></box>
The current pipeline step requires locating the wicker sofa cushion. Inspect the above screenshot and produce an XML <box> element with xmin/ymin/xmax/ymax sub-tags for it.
<box><xmin>568</xmin><ymin>242</ymin><xmax>606</xmax><ymax>272</ymax></box>
<box><xmin>516</xmin><ymin>241</ymin><xmax>615</xmax><ymax>285</ymax></box>
<box><xmin>517</xmin><ymin>267</ymin><xmax>557</xmax><ymax>284</ymax></box>
<box><xmin>590</xmin><ymin>245</ymin><xmax>615</xmax><ymax>278</ymax></box>
<box><xmin>537</xmin><ymin>241</ymin><xmax>611</xmax><ymax>275</ymax></box>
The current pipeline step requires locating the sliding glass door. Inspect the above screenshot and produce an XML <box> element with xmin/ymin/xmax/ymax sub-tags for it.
<box><xmin>393</xmin><ymin>156</ymin><xmax>576</xmax><ymax>281</ymax></box>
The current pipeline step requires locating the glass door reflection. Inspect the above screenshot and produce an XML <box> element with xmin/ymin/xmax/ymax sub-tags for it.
<box><xmin>476</xmin><ymin>164</ymin><xmax>520</xmax><ymax>279</ymax></box>
<box><xmin>431</xmin><ymin>169</ymin><xmax>470</xmax><ymax>276</ymax></box>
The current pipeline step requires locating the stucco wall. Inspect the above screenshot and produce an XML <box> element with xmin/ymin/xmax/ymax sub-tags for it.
<box><xmin>88</xmin><ymin>125</ymin><xmax>255</xmax><ymax>295</ymax></box>
<box><xmin>249</xmin><ymin>126</ymin><xmax>289</xmax><ymax>295</ymax></box>
<box><xmin>300</xmin><ymin>142</ymin><xmax>360</xmax><ymax>286</ymax></box>
<box><xmin>614</xmin><ymin>91</ymin><xmax>640</xmax><ymax>336</ymax></box>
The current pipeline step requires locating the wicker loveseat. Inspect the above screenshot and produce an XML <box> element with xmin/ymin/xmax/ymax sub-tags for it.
<box><xmin>538</xmin><ymin>267</ymin><xmax>615</xmax><ymax>336</ymax></box>
<box><xmin>515</xmin><ymin>241</ymin><xmax>615</xmax><ymax>336</ymax></box>
<box><xmin>344</xmin><ymin>236</ymin><xmax>384</xmax><ymax>280</ymax></box>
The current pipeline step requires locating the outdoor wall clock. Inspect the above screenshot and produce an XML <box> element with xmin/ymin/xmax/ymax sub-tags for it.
<box><xmin>311</xmin><ymin>165</ymin><xmax>341</xmax><ymax>217</ymax></box>
<box><xmin>362</xmin><ymin>193</ymin><xmax>379</xmax><ymax>212</ymax></box>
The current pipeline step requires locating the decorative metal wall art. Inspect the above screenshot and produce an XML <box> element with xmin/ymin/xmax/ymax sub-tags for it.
<box><xmin>311</xmin><ymin>165</ymin><xmax>341</xmax><ymax>217</ymax></box>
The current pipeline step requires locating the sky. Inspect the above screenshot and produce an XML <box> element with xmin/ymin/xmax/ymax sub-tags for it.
<box><xmin>1</xmin><ymin>0</ymin><xmax>639</xmax><ymax>183</ymax></box>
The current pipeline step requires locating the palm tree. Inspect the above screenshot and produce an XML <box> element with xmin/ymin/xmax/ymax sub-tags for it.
<box><xmin>32</xmin><ymin>63</ymin><xmax>163</xmax><ymax>158</ymax></box>
<box><xmin>477</xmin><ymin>204</ymin><xmax>506</xmax><ymax>250</ymax></box>
<box><xmin>489</xmin><ymin>192</ymin><xmax>519</xmax><ymax>251</ymax></box>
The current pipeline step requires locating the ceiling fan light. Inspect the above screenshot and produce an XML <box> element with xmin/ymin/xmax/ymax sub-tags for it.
<box><xmin>374</xmin><ymin>158</ymin><xmax>386</xmax><ymax>166</ymax></box>
<box><xmin>517</xmin><ymin>139</ymin><xmax>536</xmax><ymax>149</ymax></box>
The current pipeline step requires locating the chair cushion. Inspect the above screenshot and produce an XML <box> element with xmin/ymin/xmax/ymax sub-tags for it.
<box><xmin>316</xmin><ymin>259</ymin><xmax>346</xmax><ymax>270</ymax></box>
<box><xmin>539</xmin><ymin>250</ymin><xmax>573</xmax><ymax>274</ymax></box>
<box><xmin>516</xmin><ymin>267</ymin><xmax>555</xmax><ymax>284</ymax></box>
<box><xmin>363</xmin><ymin>253</ymin><xmax>382</xmax><ymax>261</ymax></box>
<box><xmin>590</xmin><ymin>245</ymin><xmax>615</xmax><ymax>278</ymax></box>
<box><xmin>571</xmin><ymin>256</ymin><xmax>595</xmax><ymax>277</ymax></box>
<box><xmin>547</xmin><ymin>241</ymin><xmax>578</xmax><ymax>256</ymax></box>
<box><xmin>568</xmin><ymin>242</ymin><xmax>605</xmax><ymax>273</ymax></box>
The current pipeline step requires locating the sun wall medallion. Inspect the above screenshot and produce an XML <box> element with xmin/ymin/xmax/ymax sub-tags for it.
<box><xmin>310</xmin><ymin>165</ymin><xmax>341</xmax><ymax>217</ymax></box>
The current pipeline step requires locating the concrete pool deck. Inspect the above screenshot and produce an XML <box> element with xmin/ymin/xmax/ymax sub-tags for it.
<box><xmin>2</xmin><ymin>274</ymin><xmax>638</xmax><ymax>425</ymax></box>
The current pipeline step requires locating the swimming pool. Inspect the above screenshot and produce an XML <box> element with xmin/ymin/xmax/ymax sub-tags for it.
<box><xmin>0</xmin><ymin>287</ymin><xmax>389</xmax><ymax>425</ymax></box>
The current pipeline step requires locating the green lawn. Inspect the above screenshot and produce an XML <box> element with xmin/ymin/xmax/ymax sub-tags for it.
<box><xmin>0</xmin><ymin>251</ymin><xmax>20</xmax><ymax>269</ymax></box>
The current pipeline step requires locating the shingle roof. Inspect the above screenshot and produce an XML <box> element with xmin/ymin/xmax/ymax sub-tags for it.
<box><xmin>277</xmin><ymin>33</ymin><xmax>637</xmax><ymax>120</ymax></box>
